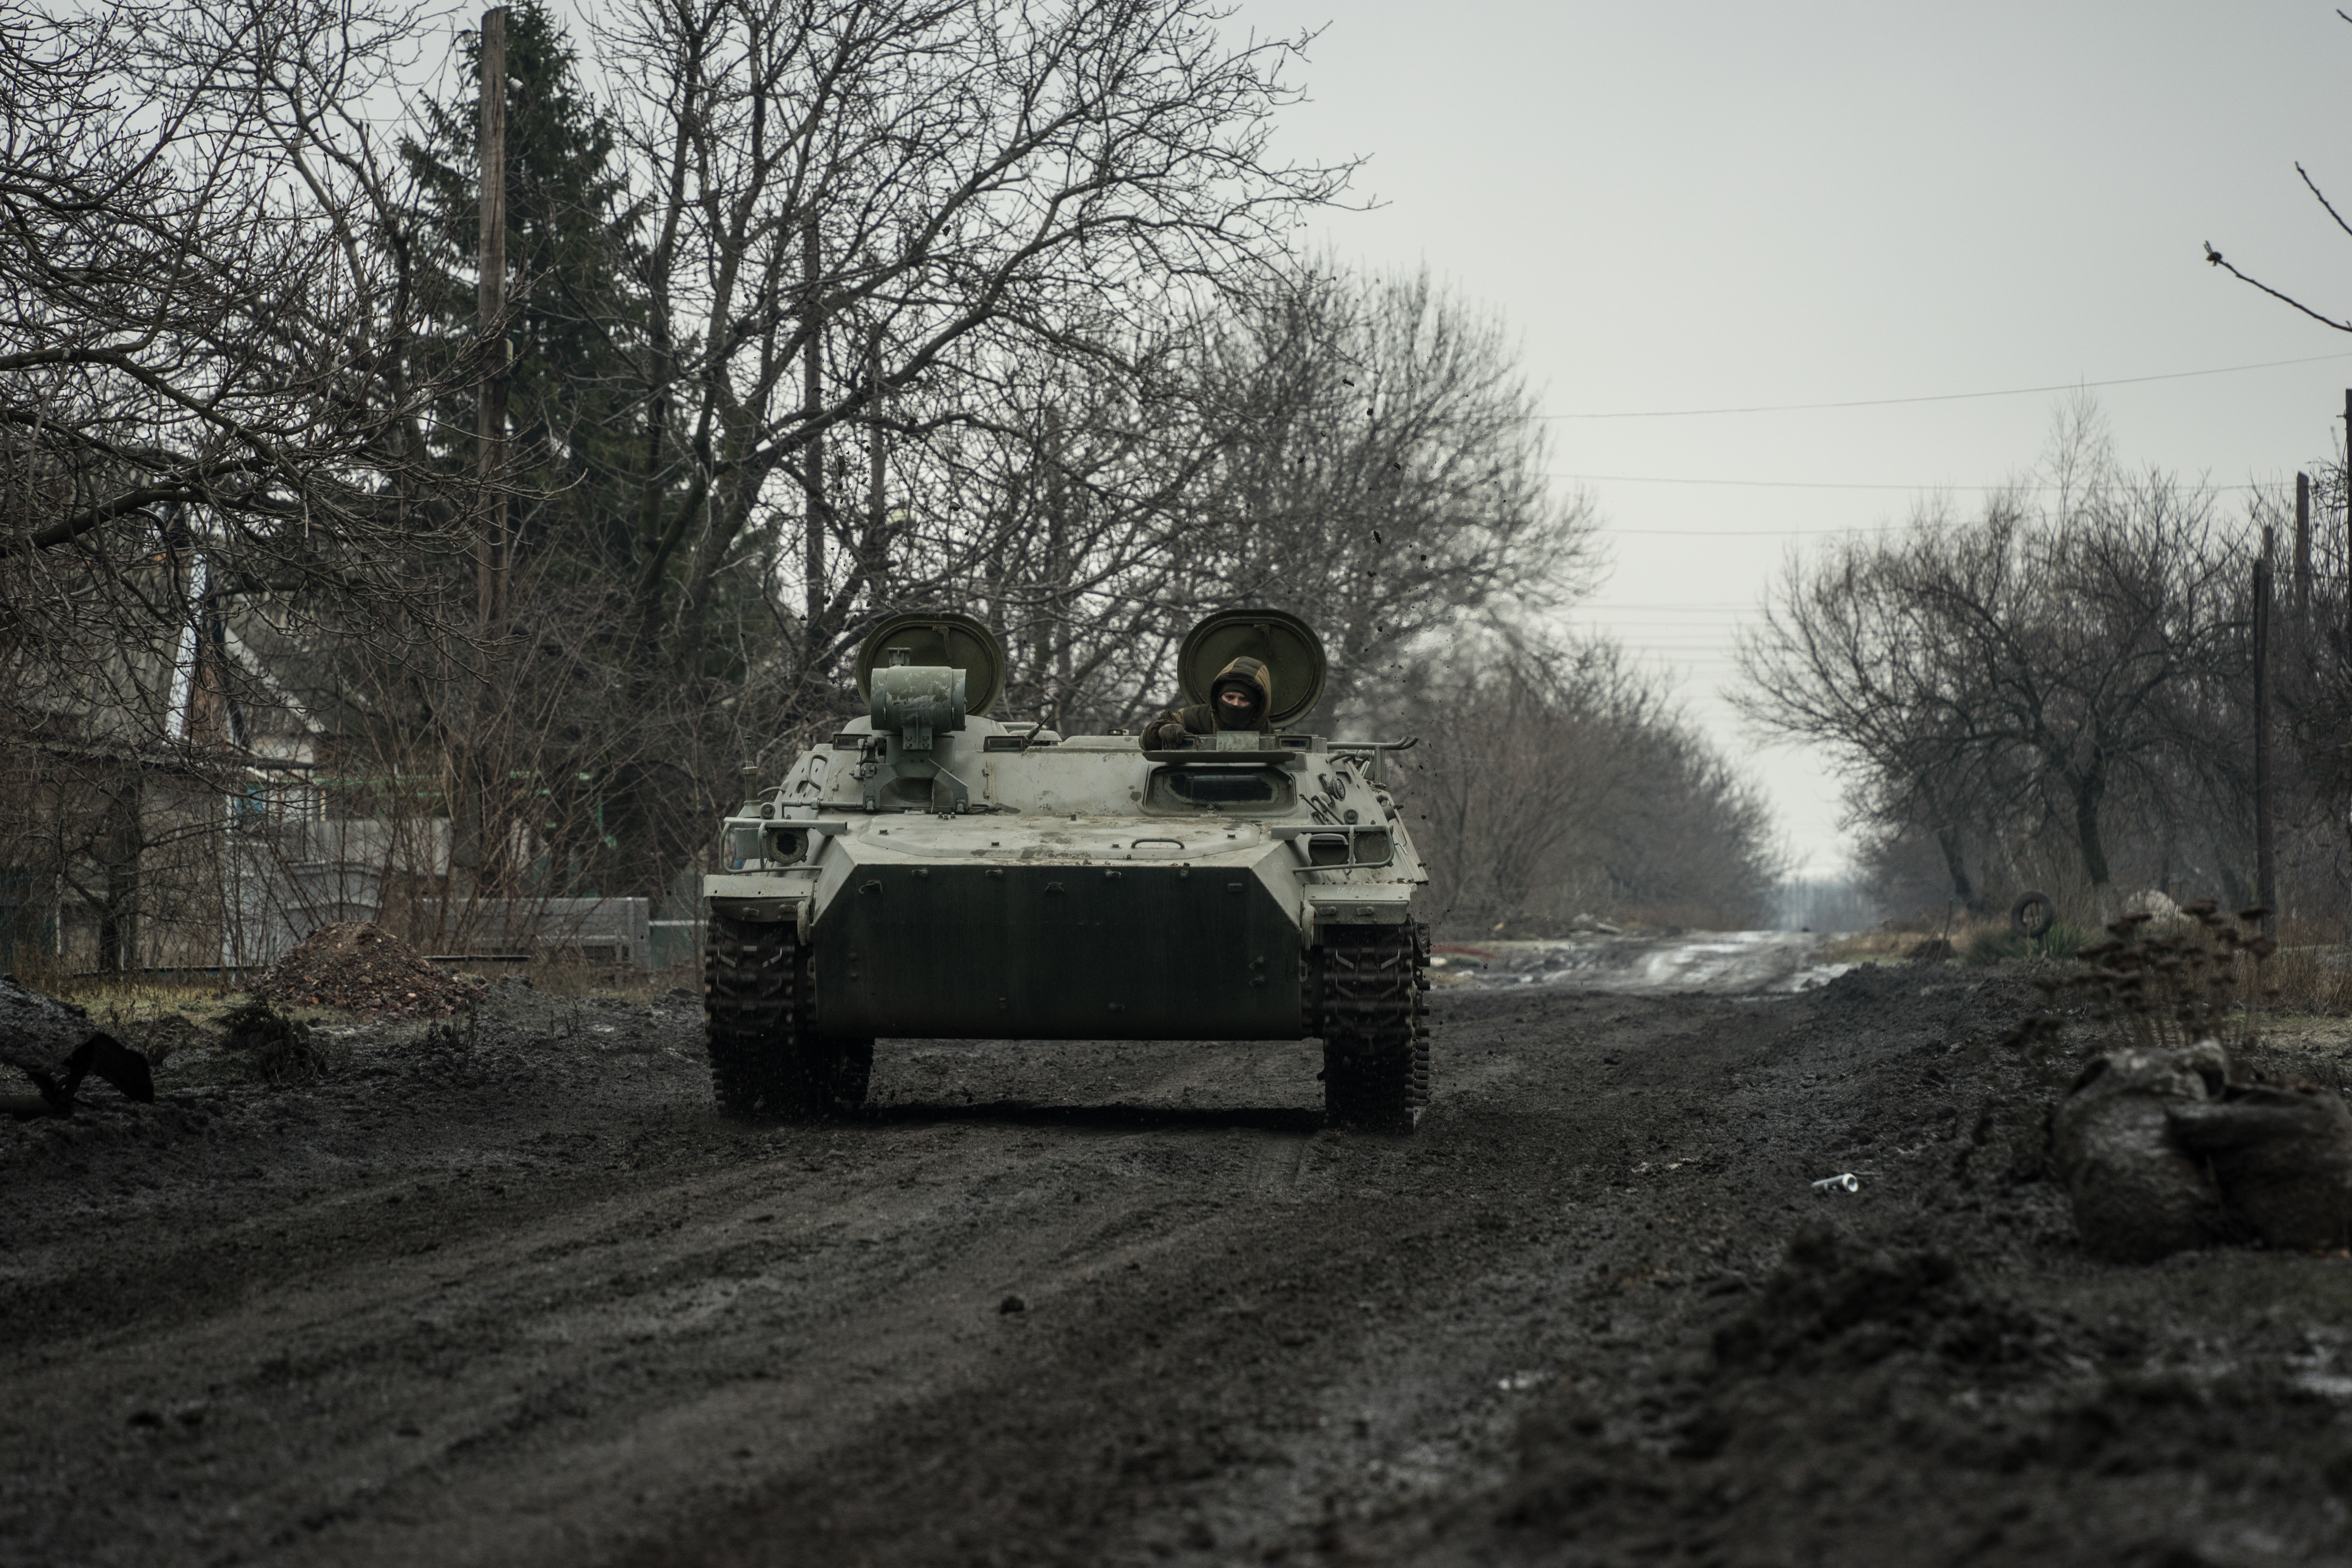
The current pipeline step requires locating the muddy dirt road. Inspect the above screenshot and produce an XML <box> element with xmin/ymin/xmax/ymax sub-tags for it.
<box><xmin>6</xmin><ymin>967</ymin><xmax>2352</xmax><ymax>1567</ymax></box>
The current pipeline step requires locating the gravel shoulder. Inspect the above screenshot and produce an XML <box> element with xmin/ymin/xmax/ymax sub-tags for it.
<box><xmin>4</xmin><ymin>967</ymin><xmax>2351</xmax><ymax>1566</ymax></box>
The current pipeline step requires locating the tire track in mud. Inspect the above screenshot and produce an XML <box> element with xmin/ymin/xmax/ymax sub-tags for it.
<box><xmin>601</xmin><ymin>992</ymin><xmax>1803</xmax><ymax>1568</ymax></box>
<box><xmin>0</xmin><ymin>1016</ymin><xmax>1480</xmax><ymax>1567</ymax></box>
<box><xmin>0</xmin><ymin>991</ymin><xmax>1727</xmax><ymax>1567</ymax></box>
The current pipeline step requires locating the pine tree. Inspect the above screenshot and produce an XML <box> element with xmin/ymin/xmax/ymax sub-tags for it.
<box><xmin>401</xmin><ymin>3</ymin><xmax>647</xmax><ymax>573</ymax></box>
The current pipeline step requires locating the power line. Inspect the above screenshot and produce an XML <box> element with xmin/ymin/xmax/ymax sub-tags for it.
<box><xmin>1606</xmin><ymin>525</ymin><xmax>1888</xmax><ymax>537</ymax></box>
<box><xmin>1543</xmin><ymin>351</ymin><xmax>2352</xmax><ymax>420</ymax></box>
<box><xmin>1553</xmin><ymin>472</ymin><xmax>2265</xmax><ymax>493</ymax></box>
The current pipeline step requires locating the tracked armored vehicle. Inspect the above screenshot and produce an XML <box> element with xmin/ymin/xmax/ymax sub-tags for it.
<box><xmin>701</xmin><ymin>609</ymin><xmax>1430</xmax><ymax>1130</ymax></box>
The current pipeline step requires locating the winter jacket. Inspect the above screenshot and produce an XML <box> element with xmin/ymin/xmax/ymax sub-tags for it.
<box><xmin>1139</xmin><ymin>656</ymin><xmax>1273</xmax><ymax>749</ymax></box>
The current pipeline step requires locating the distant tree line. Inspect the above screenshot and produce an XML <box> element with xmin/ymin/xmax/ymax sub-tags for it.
<box><xmin>1396</xmin><ymin>646</ymin><xmax>1783</xmax><ymax>931</ymax></box>
<box><xmin>1737</xmin><ymin>397</ymin><xmax>2352</xmax><ymax>930</ymax></box>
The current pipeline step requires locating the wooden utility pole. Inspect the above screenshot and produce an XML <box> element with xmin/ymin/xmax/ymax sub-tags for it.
<box><xmin>1043</xmin><ymin>404</ymin><xmax>1071</xmax><ymax>726</ymax></box>
<box><xmin>2296</xmin><ymin>470</ymin><xmax>2312</xmax><ymax>615</ymax></box>
<box><xmin>802</xmin><ymin>219</ymin><xmax>826</xmax><ymax>654</ymax></box>
<box><xmin>867</xmin><ymin>325</ymin><xmax>887</xmax><ymax>606</ymax></box>
<box><xmin>476</xmin><ymin>7</ymin><xmax>509</xmax><ymax>650</ymax></box>
<box><xmin>2255</xmin><ymin>525</ymin><xmax>2277</xmax><ymax>939</ymax></box>
<box><xmin>458</xmin><ymin>6</ymin><xmax>509</xmax><ymax>897</ymax></box>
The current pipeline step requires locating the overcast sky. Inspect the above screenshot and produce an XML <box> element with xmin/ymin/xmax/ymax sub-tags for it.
<box><xmin>1220</xmin><ymin>0</ymin><xmax>2352</xmax><ymax>876</ymax></box>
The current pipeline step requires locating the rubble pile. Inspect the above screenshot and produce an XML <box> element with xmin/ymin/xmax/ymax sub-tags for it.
<box><xmin>248</xmin><ymin>923</ymin><xmax>483</xmax><ymax>1019</ymax></box>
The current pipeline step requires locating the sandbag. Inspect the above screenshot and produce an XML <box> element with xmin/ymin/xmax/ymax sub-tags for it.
<box><xmin>2171</xmin><ymin>1085</ymin><xmax>2352</xmax><ymax>1253</ymax></box>
<box><xmin>2051</xmin><ymin>1042</ymin><xmax>2228</xmax><ymax>1264</ymax></box>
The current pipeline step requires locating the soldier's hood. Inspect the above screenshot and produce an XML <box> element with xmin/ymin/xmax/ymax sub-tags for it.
<box><xmin>1209</xmin><ymin>656</ymin><xmax>1274</xmax><ymax>731</ymax></box>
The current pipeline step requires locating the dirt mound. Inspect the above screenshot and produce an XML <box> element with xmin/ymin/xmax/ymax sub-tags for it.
<box><xmin>116</xmin><ymin>1011</ymin><xmax>207</xmax><ymax>1073</ymax></box>
<box><xmin>214</xmin><ymin>998</ymin><xmax>344</xmax><ymax>1084</ymax></box>
<box><xmin>1710</xmin><ymin>1223</ymin><xmax>2046</xmax><ymax>1376</ymax></box>
<box><xmin>0</xmin><ymin>977</ymin><xmax>153</xmax><ymax>1114</ymax></box>
<box><xmin>249</xmin><ymin>923</ymin><xmax>482</xmax><ymax>1018</ymax></box>
<box><xmin>0</xmin><ymin>974</ymin><xmax>99</xmax><ymax>1081</ymax></box>
<box><xmin>1498</xmin><ymin>1212</ymin><xmax>2352</xmax><ymax>1565</ymax></box>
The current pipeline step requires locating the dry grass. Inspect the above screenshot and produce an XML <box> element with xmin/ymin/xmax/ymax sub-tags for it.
<box><xmin>1812</xmin><ymin>927</ymin><xmax>1915</xmax><ymax>963</ymax></box>
<box><xmin>499</xmin><ymin>955</ymin><xmax>699</xmax><ymax>1002</ymax></box>
<box><xmin>53</xmin><ymin>973</ymin><xmax>239</xmax><ymax>1021</ymax></box>
<box><xmin>2260</xmin><ymin>920</ymin><xmax>2352</xmax><ymax>1017</ymax></box>
<box><xmin>37</xmin><ymin>954</ymin><xmax>698</xmax><ymax>1014</ymax></box>
<box><xmin>3</xmin><ymin>945</ymin><xmax>83</xmax><ymax>997</ymax></box>
<box><xmin>1816</xmin><ymin>914</ymin><xmax>2009</xmax><ymax>964</ymax></box>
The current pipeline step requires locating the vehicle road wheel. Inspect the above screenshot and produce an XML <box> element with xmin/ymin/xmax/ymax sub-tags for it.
<box><xmin>1315</xmin><ymin>922</ymin><xmax>1430</xmax><ymax>1132</ymax></box>
<box><xmin>704</xmin><ymin>916</ymin><xmax>869</xmax><ymax>1121</ymax></box>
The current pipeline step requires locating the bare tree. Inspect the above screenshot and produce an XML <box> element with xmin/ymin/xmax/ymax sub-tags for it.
<box><xmin>0</xmin><ymin>1</ymin><xmax>477</xmax><ymax>598</ymax></box>
<box><xmin>2203</xmin><ymin>5</ymin><xmax>2352</xmax><ymax>343</ymax></box>
<box><xmin>373</xmin><ymin>0</ymin><xmax>1354</xmax><ymax>895</ymax></box>
<box><xmin>1732</xmin><ymin>495</ymin><xmax>2025</xmax><ymax>915</ymax></box>
<box><xmin>1177</xmin><ymin>265</ymin><xmax>1600</xmax><ymax>714</ymax></box>
<box><xmin>1738</xmin><ymin>406</ymin><xmax>2250</xmax><ymax>919</ymax></box>
<box><xmin>1398</xmin><ymin>644</ymin><xmax>1780</xmax><ymax>932</ymax></box>
<box><xmin>909</xmin><ymin>348</ymin><xmax>1215</xmax><ymax>733</ymax></box>
<box><xmin>0</xmin><ymin>0</ymin><xmax>501</xmax><ymax>969</ymax></box>
<box><xmin>595</xmin><ymin>0</ymin><xmax>1351</xmax><ymax>698</ymax></box>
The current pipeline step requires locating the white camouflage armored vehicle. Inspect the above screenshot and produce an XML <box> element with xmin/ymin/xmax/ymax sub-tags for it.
<box><xmin>702</xmin><ymin>609</ymin><xmax>1431</xmax><ymax>1130</ymax></box>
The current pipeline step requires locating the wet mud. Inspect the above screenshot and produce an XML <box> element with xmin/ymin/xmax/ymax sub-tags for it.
<box><xmin>1435</xmin><ymin>930</ymin><xmax>1845</xmax><ymax>994</ymax></box>
<box><xmin>2</xmin><ymin>966</ymin><xmax>2348</xmax><ymax>1566</ymax></box>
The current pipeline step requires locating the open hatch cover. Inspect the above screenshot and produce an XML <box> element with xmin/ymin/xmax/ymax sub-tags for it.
<box><xmin>1177</xmin><ymin>608</ymin><xmax>1326</xmax><ymax>730</ymax></box>
<box><xmin>854</xmin><ymin>611</ymin><xmax>1007</xmax><ymax>717</ymax></box>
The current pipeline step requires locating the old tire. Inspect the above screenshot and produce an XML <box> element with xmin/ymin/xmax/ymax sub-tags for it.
<box><xmin>2011</xmin><ymin>891</ymin><xmax>2055</xmax><ymax>941</ymax></box>
<box><xmin>1317</xmin><ymin>923</ymin><xmax>1430</xmax><ymax>1132</ymax></box>
<box><xmin>704</xmin><ymin>914</ymin><xmax>870</xmax><ymax>1121</ymax></box>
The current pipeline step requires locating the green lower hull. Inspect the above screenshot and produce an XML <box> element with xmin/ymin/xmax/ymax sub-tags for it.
<box><xmin>807</xmin><ymin>861</ymin><xmax>1309</xmax><ymax>1040</ymax></box>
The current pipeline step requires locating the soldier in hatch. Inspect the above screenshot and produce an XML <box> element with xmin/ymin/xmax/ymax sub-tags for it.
<box><xmin>1139</xmin><ymin>656</ymin><xmax>1274</xmax><ymax>748</ymax></box>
